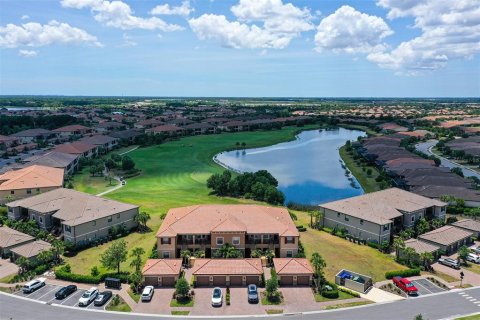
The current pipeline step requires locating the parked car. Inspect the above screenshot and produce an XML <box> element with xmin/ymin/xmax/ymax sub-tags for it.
<box><xmin>55</xmin><ymin>285</ymin><xmax>77</xmax><ymax>299</ymax></box>
<box><xmin>438</xmin><ymin>257</ymin><xmax>461</xmax><ymax>269</ymax></box>
<box><xmin>467</xmin><ymin>253</ymin><xmax>480</xmax><ymax>264</ymax></box>
<box><xmin>22</xmin><ymin>278</ymin><xmax>46</xmax><ymax>294</ymax></box>
<box><xmin>94</xmin><ymin>291</ymin><xmax>112</xmax><ymax>306</ymax></box>
<box><xmin>392</xmin><ymin>276</ymin><xmax>418</xmax><ymax>296</ymax></box>
<box><xmin>121</xmin><ymin>181</ymin><xmax>126</xmax><ymax>186</ymax></box>
<box><xmin>247</xmin><ymin>284</ymin><xmax>258</xmax><ymax>303</ymax></box>
<box><xmin>211</xmin><ymin>287</ymin><xmax>223</xmax><ymax>307</ymax></box>
<box><xmin>472</xmin><ymin>246</ymin><xmax>480</xmax><ymax>255</ymax></box>
<box><xmin>141</xmin><ymin>286</ymin><xmax>154</xmax><ymax>302</ymax></box>
<box><xmin>78</xmin><ymin>287</ymin><xmax>98</xmax><ymax>307</ymax></box>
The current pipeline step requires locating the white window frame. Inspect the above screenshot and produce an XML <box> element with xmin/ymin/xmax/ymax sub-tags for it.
<box><xmin>216</xmin><ymin>237</ymin><xmax>224</xmax><ymax>246</ymax></box>
<box><xmin>232</xmin><ymin>237</ymin><xmax>240</xmax><ymax>246</ymax></box>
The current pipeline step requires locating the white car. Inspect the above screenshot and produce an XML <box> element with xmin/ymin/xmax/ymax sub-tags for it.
<box><xmin>467</xmin><ymin>253</ymin><xmax>480</xmax><ymax>264</ymax></box>
<box><xmin>22</xmin><ymin>278</ymin><xmax>46</xmax><ymax>293</ymax></box>
<box><xmin>78</xmin><ymin>287</ymin><xmax>98</xmax><ymax>307</ymax></box>
<box><xmin>141</xmin><ymin>286</ymin><xmax>154</xmax><ymax>302</ymax></box>
<box><xmin>211</xmin><ymin>287</ymin><xmax>222</xmax><ymax>307</ymax></box>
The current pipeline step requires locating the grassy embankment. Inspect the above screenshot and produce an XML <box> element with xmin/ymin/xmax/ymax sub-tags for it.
<box><xmin>339</xmin><ymin>146</ymin><xmax>381</xmax><ymax>193</ymax></box>
<box><xmin>66</xmin><ymin>125</ymin><xmax>405</xmax><ymax>281</ymax></box>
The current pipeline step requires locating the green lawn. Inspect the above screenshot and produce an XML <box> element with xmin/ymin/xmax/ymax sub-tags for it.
<box><xmin>171</xmin><ymin>311</ymin><xmax>190</xmax><ymax>316</ymax></box>
<box><xmin>315</xmin><ymin>290</ymin><xmax>358</xmax><ymax>302</ymax></box>
<box><xmin>72</xmin><ymin>167</ymin><xmax>118</xmax><ymax>195</ymax></box>
<box><xmin>456</xmin><ymin>314</ymin><xmax>480</xmax><ymax>320</ymax></box>
<box><xmin>67</xmin><ymin>126</ymin><xmax>318</xmax><ymax>274</ymax></box>
<box><xmin>127</xmin><ymin>289</ymin><xmax>141</xmax><ymax>303</ymax></box>
<box><xmin>261</xmin><ymin>291</ymin><xmax>284</xmax><ymax>305</ymax></box>
<box><xmin>296</xmin><ymin>211</ymin><xmax>406</xmax><ymax>282</ymax></box>
<box><xmin>265</xmin><ymin>309</ymin><xmax>283</xmax><ymax>314</ymax></box>
<box><xmin>170</xmin><ymin>298</ymin><xmax>194</xmax><ymax>307</ymax></box>
<box><xmin>339</xmin><ymin>146</ymin><xmax>381</xmax><ymax>193</ymax></box>
<box><xmin>106</xmin><ymin>295</ymin><xmax>132</xmax><ymax>312</ymax></box>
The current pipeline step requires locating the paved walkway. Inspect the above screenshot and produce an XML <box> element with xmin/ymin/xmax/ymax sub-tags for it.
<box><xmin>361</xmin><ymin>287</ymin><xmax>404</xmax><ymax>303</ymax></box>
<box><xmin>432</xmin><ymin>263</ymin><xmax>480</xmax><ymax>286</ymax></box>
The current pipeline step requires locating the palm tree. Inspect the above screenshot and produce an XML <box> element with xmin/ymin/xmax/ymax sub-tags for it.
<box><xmin>393</xmin><ymin>237</ymin><xmax>405</xmax><ymax>259</ymax></box>
<box><xmin>193</xmin><ymin>250</ymin><xmax>205</xmax><ymax>258</ymax></box>
<box><xmin>51</xmin><ymin>240</ymin><xmax>65</xmax><ymax>264</ymax></box>
<box><xmin>180</xmin><ymin>250</ymin><xmax>192</xmax><ymax>266</ymax></box>
<box><xmin>16</xmin><ymin>257</ymin><xmax>31</xmax><ymax>274</ymax></box>
<box><xmin>310</xmin><ymin>252</ymin><xmax>326</xmax><ymax>288</ymax></box>
<box><xmin>215</xmin><ymin>243</ymin><xmax>241</xmax><ymax>258</ymax></box>
<box><xmin>130</xmin><ymin>247</ymin><xmax>145</xmax><ymax>273</ymax></box>
<box><xmin>419</xmin><ymin>251</ymin><xmax>434</xmax><ymax>270</ymax></box>
<box><xmin>403</xmin><ymin>247</ymin><xmax>416</xmax><ymax>267</ymax></box>
<box><xmin>134</xmin><ymin>211</ymin><xmax>151</xmax><ymax>232</ymax></box>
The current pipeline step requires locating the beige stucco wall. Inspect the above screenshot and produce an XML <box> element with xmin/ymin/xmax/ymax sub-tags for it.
<box><xmin>157</xmin><ymin>236</ymin><xmax>177</xmax><ymax>258</ymax></box>
<box><xmin>0</xmin><ymin>186</ymin><xmax>60</xmax><ymax>205</ymax></box>
<box><xmin>211</xmin><ymin>232</ymin><xmax>246</xmax><ymax>249</ymax></box>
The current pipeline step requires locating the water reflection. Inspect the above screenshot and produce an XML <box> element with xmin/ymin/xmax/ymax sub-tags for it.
<box><xmin>215</xmin><ymin>128</ymin><xmax>367</xmax><ymax>205</ymax></box>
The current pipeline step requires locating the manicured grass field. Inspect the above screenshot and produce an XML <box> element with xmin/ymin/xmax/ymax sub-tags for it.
<box><xmin>295</xmin><ymin>211</ymin><xmax>406</xmax><ymax>282</ymax></box>
<box><xmin>72</xmin><ymin>167</ymin><xmax>118</xmax><ymax>195</ymax></box>
<box><xmin>106</xmin><ymin>295</ymin><xmax>132</xmax><ymax>312</ymax></box>
<box><xmin>456</xmin><ymin>314</ymin><xmax>480</xmax><ymax>320</ymax></box>
<box><xmin>68</xmin><ymin>126</ymin><xmax>317</xmax><ymax>274</ymax></box>
<box><xmin>325</xmin><ymin>300</ymin><xmax>373</xmax><ymax>310</ymax></box>
<box><xmin>339</xmin><ymin>146</ymin><xmax>381</xmax><ymax>193</ymax></box>
<box><xmin>170</xmin><ymin>298</ymin><xmax>194</xmax><ymax>307</ymax></box>
<box><xmin>314</xmin><ymin>290</ymin><xmax>357</xmax><ymax>302</ymax></box>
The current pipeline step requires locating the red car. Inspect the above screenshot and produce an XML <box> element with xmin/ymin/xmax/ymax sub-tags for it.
<box><xmin>393</xmin><ymin>276</ymin><xmax>418</xmax><ymax>296</ymax></box>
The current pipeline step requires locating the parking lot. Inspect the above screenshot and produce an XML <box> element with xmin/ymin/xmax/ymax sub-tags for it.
<box><xmin>410</xmin><ymin>279</ymin><xmax>446</xmax><ymax>297</ymax></box>
<box><xmin>13</xmin><ymin>283</ymin><xmax>111</xmax><ymax>310</ymax></box>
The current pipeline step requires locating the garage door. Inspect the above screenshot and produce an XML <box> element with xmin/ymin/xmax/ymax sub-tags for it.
<box><xmin>144</xmin><ymin>276</ymin><xmax>159</xmax><ymax>287</ymax></box>
<box><xmin>246</xmin><ymin>276</ymin><xmax>259</xmax><ymax>286</ymax></box>
<box><xmin>196</xmin><ymin>276</ymin><xmax>210</xmax><ymax>287</ymax></box>
<box><xmin>230</xmin><ymin>276</ymin><xmax>243</xmax><ymax>286</ymax></box>
<box><xmin>297</xmin><ymin>276</ymin><xmax>311</xmax><ymax>286</ymax></box>
<box><xmin>161</xmin><ymin>277</ymin><xmax>176</xmax><ymax>287</ymax></box>
<box><xmin>213</xmin><ymin>276</ymin><xmax>227</xmax><ymax>286</ymax></box>
<box><xmin>280</xmin><ymin>276</ymin><xmax>294</xmax><ymax>286</ymax></box>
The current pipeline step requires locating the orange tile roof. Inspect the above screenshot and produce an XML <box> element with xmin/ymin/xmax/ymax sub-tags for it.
<box><xmin>157</xmin><ymin>205</ymin><xmax>298</xmax><ymax>237</ymax></box>
<box><xmin>0</xmin><ymin>165</ymin><xmax>64</xmax><ymax>191</ymax></box>
<box><xmin>192</xmin><ymin>259</ymin><xmax>263</xmax><ymax>276</ymax></box>
<box><xmin>142</xmin><ymin>259</ymin><xmax>182</xmax><ymax>276</ymax></box>
<box><xmin>273</xmin><ymin>258</ymin><xmax>314</xmax><ymax>275</ymax></box>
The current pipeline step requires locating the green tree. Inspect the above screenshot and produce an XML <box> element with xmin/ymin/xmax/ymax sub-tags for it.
<box><xmin>100</xmin><ymin>240</ymin><xmax>128</xmax><ymax>274</ymax></box>
<box><xmin>310</xmin><ymin>252</ymin><xmax>326</xmax><ymax>288</ymax></box>
<box><xmin>193</xmin><ymin>250</ymin><xmax>205</xmax><ymax>258</ymax></box>
<box><xmin>134</xmin><ymin>211</ymin><xmax>151</xmax><ymax>232</ymax></box>
<box><xmin>91</xmin><ymin>266</ymin><xmax>100</xmax><ymax>277</ymax></box>
<box><xmin>51</xmin><ymin>240</ymin><xmax>65</xmax><ymax>264</ymax></box>
<box><xmin>414</xmin><ymin>315</ymin><xmax>423</xmax><ymax>320</ymax></box>
<box><xmin>130</xmin><ymin>247</ymin><xmax>145</xmax><ymax>273</ymax></box>
<box><xmin>175</xmin><ymin>277</ymin><xmax>190</xmax><ymax>300</ymax></box>
<box><xmin>393</xmin><ymin>237</ymin><xmax>405</xmax><ymax>258</ymax></box>
<box><xmin>213</xmin><ymin>243</ymin><xmax>242</xmax><ymax>258</ymax></box>
<box><xmin>265</xmin><ymin>278</ymin><xmax>279</xmax><ymax>300</ymax></box>
<box><xmin>403</xmin><ymin>247</ymin><xmax>416</xmax><ymax>267</ymax></box>
<box><xmin>419</xmin><ymin>251</ymin><xmax>434</xmax><ymax>270</ymax></box>
<box><xmin>37</xmin><ymin>249</ymin><xmax>54</xmax><ymax>265</ymax></box>
<box><xmin>16</xmin><ymin>256</ymin><xmax>31</xmax><ymax>274</ymax></box>
<box><xmin>458</xmin><ymin>245</ymin><xmax>470</xmax><ymax>265</ymax></box>
<box><xmin>122</xmin><ymin>156</ymin><xmax>135</xmax><ymax>171</ymax></box>
<box><xmin>130</xmin><ymin>271</ymin><xmax>143</xmax><ymax>293</ymax></box>
<box><xmin>414</xmin><ymin>218</ymin><xmax>430</xmax><ymax>236</ymax></box>
<box><xmin>180</xmin><ymin>249</ymin><xmax>192</xmax><ymax>266</ymax></box>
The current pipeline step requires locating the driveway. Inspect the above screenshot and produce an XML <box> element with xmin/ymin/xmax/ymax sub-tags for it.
<box><xmin>281</xmin><ymin>287</ymin><xmax>318</xmax><ymax>313</ymax></box>
<box><xmin>132</xmin><ymin>288</ymin><xmax>174</xmax><ymax>314</ymax></box>
<box><xmin>361</xmin><ymin>287</ymin><xmax>404</xmax><ymax>303</ymax></box>
<box><xmin>0</xmin><ymin>258</ymin><xmax>18</xmax><ymax>279</ymax></box>
<box><xmin>432</xmin><ymin>262</ymin><xmax>480</xmax><ymax>286</ymax></box>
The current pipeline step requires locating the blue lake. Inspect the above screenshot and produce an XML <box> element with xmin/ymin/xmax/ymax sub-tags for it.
<box><xmin>215</xmin><ymin>128</ymin><xmax>367</xmax><ymax>205</ymax></box>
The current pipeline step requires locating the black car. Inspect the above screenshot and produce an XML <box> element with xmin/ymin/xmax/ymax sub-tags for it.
<box><xmin>55</xmin><ymin>285</ymin><xmax>77</xmax><ymax>299</ymax></box>
<box><xmin>94</xmin><ymin>291</ymin><xmax>113</xmax><ymax>306</ymax></box>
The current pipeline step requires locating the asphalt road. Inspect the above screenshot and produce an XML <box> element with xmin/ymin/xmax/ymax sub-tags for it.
<box><xmin>416</xmin><ymin>140</ymin><xmax>480</xmax><ymax>179</ymax></box>
<box><xmin>2</xmin><ymin>287</ymin><xmax>480</xmax><ymax>320</ymax></box>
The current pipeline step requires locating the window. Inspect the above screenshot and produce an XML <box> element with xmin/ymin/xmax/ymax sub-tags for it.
<box><xmin>232</xmin><ymin>237</ymin><xmax>240</xmax><ymax>245</ymax></box>
<box><xmin>161</xmin><ymin>237</ymin><xmax>171</xmax><ymax>245</ymax></box>
<box><xmin>36</xmin><ymin>188</ymin><xmax>40</xmax><ymax>192</ymax></box>
<box><xmin>285</xmin><ymin>237</ymin><xmax>295</xmax><ymax>244</ymax></box>
<box><xmin>162</xmin><ymin>251</ymin><xmax>170</xmax><ymax>258</ymax></box>
<box><xmin>39</xmin><ymin>216</ymin><xmax>43</xmax><ymax>223</ymax></box>
<box><xmin>262</xmin><ymin>234</ymin><xmax>270</xmax><ymax>242</ymax></box>
<box><xmin>107</xmin><ymin>216</ymin><xmax>112</xmax><ymax>223</ymax></box>
<box><xmin>411</xmin><ymin>216</ymin><xmax>415</xmax><ymax>222</ymax></box>
<box><xmin>360</xmin><ymin>219</ymin><xmax>364</xmax><ymax>225</ymax></box>
<box><xmin>344</xmin><ymin>216</ymin><xmax>350</xmax><ymax>222</ymax></box>
<box><xmin>10</xmin><ymin>190</ymin><xmax>14</xmax><ymax>195</ymax></box>
<box><xmin>27</xmin><ymin>189</ymin><xmax>32</xmax><ymax>195</ymax></box>
<box><xmin>116</xmin><ymin>213</ymin><xmax>120</xmax><ymax>219</ymax></box>
<box><xmin>383</xmin><ymin>224</ymin><xmax>390</xmax><ymax>231</ymax></box>
<box><xmin>216</xmin><ymin>237</ymin><xmax>224</xmax><ymax>246</ymax></box>
<box><xmin>286</xmin><ymin>250</ymin><xmax>293</xmax><ymax>258</ymax></box>
<box><xmin>64</xmin><ymin>225</ymin><xmax>71</xmax><ymax>233</ymax></box>
<box><xmin>92</xmin><ymin>221</ymin><xmax>96</xmax><ymax>226</ymax></box>
<box><xmin>337</xmin><ymin>212</ymin><xmax>341</xmax><ymax>218</ymax></box>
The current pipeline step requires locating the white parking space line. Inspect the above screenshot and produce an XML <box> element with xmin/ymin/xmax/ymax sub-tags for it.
<box><xmin>37</xmin><ymin>286</ymin><xmax>59</xmax><ymax>300</ymax></box>
<box><xmin>412</xmin><ymin>281</ymin><xmax>432</xmax><ymax>294</ymax></box>
<box><xmin>60</xmin><ymin>291</ymin><xmax>84</xmax><ymax>306</ymax></box>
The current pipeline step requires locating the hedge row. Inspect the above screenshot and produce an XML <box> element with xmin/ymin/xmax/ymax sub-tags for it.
<box><xmin>385</xmin><ymin>268</ymin><xmax>421</xmax><ymax>279</ymax></box>
<box><xmin>55</xmin><ymin>266</ymin><xmax>130</xmax><ymax>284</ymax></box>
<box><xmin>338</xmin><ymin>286</ymin><xmax>360</xmax><ymax>298</ymax></box>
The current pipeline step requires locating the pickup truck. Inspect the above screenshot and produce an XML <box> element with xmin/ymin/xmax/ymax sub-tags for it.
<box><xmin>438</xmin><ymin>257</ymin><xmax>461</xmax><ymax>269</ymax></box>
<box><xmin>393</xmin><ymin>276</ymin><xmax>418</xmax><ymax>296</ymax></box>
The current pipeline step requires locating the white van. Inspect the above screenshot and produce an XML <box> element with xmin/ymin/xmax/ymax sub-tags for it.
<box><xmin>467</xmin><ymin>253</ymin><xmax>480</xmax><ymax>264</ymax></box>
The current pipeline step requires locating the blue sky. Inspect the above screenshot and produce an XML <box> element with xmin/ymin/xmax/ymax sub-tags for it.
<box><xmin>0</xmin><ymin>0</ymin><xmax>479</xmax><ymax>97</ymax></box>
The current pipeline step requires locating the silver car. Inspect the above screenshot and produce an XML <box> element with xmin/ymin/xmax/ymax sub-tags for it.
<box><xmin>438</xmin><ymin>257</ymin><xmax>461</xmax><ymax>269</ymax></box>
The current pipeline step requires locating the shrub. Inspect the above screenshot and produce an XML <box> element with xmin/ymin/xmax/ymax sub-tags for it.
<box><xmin>321</xmin><ymin>282</ymin><xmax>339</xmax><ymax>299</ymax></box>
<box><xmin>338</xmin><ymin>286</ymin><xmax>360</xmax><ymax>298</ymax></box>
<box><xmin>385</xmin><ymin>268</ymin><xmax>421</xmax><ymax>279</ymax></box>
<box><xmin>55</xmin><ymin>265</ymin><xmax>130</xmax><ymax>284</ymax></box>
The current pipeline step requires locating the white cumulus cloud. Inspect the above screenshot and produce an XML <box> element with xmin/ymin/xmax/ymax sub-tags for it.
<box><xmin>315</xmin><ymin>5</ymin><xmax>393</xmax><ymax>54</ymax></box>
<box><xmin>61</xmin><ymin>0</ymin><xmax>183</xmax><ymax>31</ymax></box>
<box><xmin>18</xmin><ymin>49</ymin><xmax>38</xmax><ymax>57</ymax></box>
<box><xmin>189</xmin><ymin>0</ymin><xmax>313</xmax><ymax>49</ymax></box>
<box><xmin>150</xmin><ymin>1</ymin><xmax>193</xmax><ymax>17</ymax></box>
<box><xmin>0</xmin><ymin>20</ymin><xmax>102</xmax><ymax>48</ymax></box>
<box><xmin>369</xmin><ymin>0</ymin><xmax>480</xmax><ymax>73</ymax></box>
